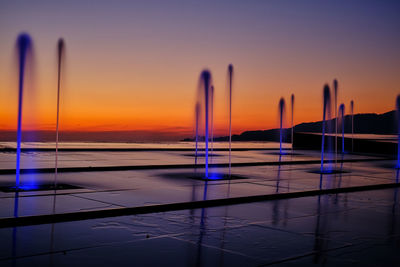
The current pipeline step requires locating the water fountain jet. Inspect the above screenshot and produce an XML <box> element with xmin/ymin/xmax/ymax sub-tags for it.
<box><xmin>54</xmin><ymin>38</ymin><xmax>65</xmax><ymax>189</ymax></box>
<box><xmin>320</xmin><ymin>85</ymin><xmax>332</xmax><ymax>173</ymax></box>
<box><xmin>15</xmin><ymin>33</ymin><xmax>33</xmax><ymax>189</ymax></box>
<box><xmin>279</xmin><ymin>98</ymin><xmax>286</xmax><ymax>155</ymax></box>
<box><xmin>195</xmin><ymin>102</ymin><xmax>200</xmax><ymax>166</ymax></box>
<box><xmin>199</xmin><ymin>70</ymin><xmax>212</xmax><ymax>179</ymax></box>
<box><xmin>291</xmin><ymin>94</ymin><xmax>295</xmax><ymax>153</ymax></box>
<box><xmin>396</xmin><ymin>95</ymin><xmax>400</xmax><ymax>168</ymax></box>
<box><xmin>210</xmin><ymin>85</ymin><xmax>214</xmax><ymax>163</ymax></box>
<box><xmin>339</xmin><ymin>104</ymin><xmax>345</xmax><ymax>154</ymax></box>
<box><xmin>228</xmin><ymin>64</ymin><xmax>233</xmax><ymax>176</ymax></box>
<box><xmin>333</xmin><ymin>79</ymin><xmax>338</xmax><ymax>163</ymax></box>
<box><xmin>350</xmin><ymin>100</ymin><xmax>354</xmax><ymax>152</ymax></box>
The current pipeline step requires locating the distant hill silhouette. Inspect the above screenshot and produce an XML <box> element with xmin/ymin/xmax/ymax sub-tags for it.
<box><xmin>295</xmin><ymin>110</ymin><xmax>396</xmax><ymax>134</ymax></box>
<box><xmin>183</xmin><ymin>110</ymin><xmax>397</xmax><ymax>142</ymax></box>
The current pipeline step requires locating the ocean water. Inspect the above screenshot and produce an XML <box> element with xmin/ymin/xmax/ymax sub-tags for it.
<box><xmin>0</xmin><ymin>141</ymin><xmax>289</xmax><ymax>150</ymax></box>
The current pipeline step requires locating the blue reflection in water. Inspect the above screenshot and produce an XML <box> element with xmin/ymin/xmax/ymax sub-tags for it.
<box><xmin>17</xmin><ymin>184</ymin><xmax>40</xmax><ymax>191</ymax></box>
<box><xmin>14</xmin><ymin>172</ymin><xmax>40</xmax><ymax>191</ymax></box>
<box><xmin>195</xmin><ymin>180</ymin><xmax>208</xmax><ymax>267</ymax></box>
<box><xmin>12</xmin><ymin>192</ymin><xmax>19</xmax><ymax>267</ymax></box>
<box><xmin>207</xmin><ymin>172</ymin><xmax>223</xmax><ymax>180</ymax></box>
<box><xmin>276</xmin><ymin>154</ymin><xmax>282</xmax><ymax>193</ymax></box>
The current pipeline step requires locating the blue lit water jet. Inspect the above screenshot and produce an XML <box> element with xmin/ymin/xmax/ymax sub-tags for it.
<box><xmin>339</xmin><ymin>104</ymin><xmax>345</xmax><ymax>154</ymax></box>
<box><xmin>320</xmin><ymin>85</ymin><xmax>332</xmax><ymax>173</ymax></box>
<box><xmin>199</xmin><ymin>70</ymin><xmax>212</xmax><ymax>179</ymax></box>
<box><xmin>291</xmin><ymin>94</ymin><xmax>295</xmax><ymax>152</ymax></box>
<box><xmin>396</xmin><ymin>95</ymin><xmax>400</xmax><ymax>168</ymax></box>
<box><xmin>55</xmin><ymin>38</ymin><xmax>65</xmax><ymax>189</ymax></box>
<box><xmin>15</xmin><ymin>33</ymin><xmax>33</xmax><ymax>189</ymax></box>
<box><xmin>228</xmin><ymin>64</ymin><xmax>233</xmax><ymax>176</ymax></box>
<box><xmin>210</xmin><ymin>85</ymin><xmax>214</xmax><ymax>163</ymax></box>
<box><xmin>279</xmin><ymin>98</ymin><xmax>286</xmax><ymax>155</ymax></box>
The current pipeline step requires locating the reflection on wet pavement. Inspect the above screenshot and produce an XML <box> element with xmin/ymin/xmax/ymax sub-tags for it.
<box><xmin>0</xmin><ymin>189</ymin><xmax>398</xmax><ymax>266</ymax></box>
<box><xmin>0</xmin><ymin>146</ymin><xmax>398</xmax><ymax>266</ymax></box>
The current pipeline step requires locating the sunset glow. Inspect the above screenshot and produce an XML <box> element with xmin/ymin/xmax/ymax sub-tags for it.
<box><xmin>1</xmin><ymin>0</ymin><xmax>399</xmax><ymax>140</ymax></box>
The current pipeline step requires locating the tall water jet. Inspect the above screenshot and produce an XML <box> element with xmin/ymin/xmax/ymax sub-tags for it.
<box><xmin>194</xmin><ymin>102</ymin><xmax>200</xmax><ymax>166</ymax></box>
<box><xmin>15</xmin><ymin>33</ymin><xmax>33</xmax><ymax>189</ymax></box>
<box><xmin>279</xmin><ymin>98</ymin><xmax>286</xmax><ymax>155</ymax></box>
<box><xmin>350</xmin><ymin>100</ymin><xmax>354</xmax><ymax>152</ymax></box>
<box><xmin>54</xmin><ymin>38</ymin><xmax>65</xmax><ymax>189</ymax></box>
<box><xmin>210</xmin><ymin>85</ymin><xmax>214</xmax><ymax>163</ymax></box>
<box><xmin>339</xmin><ymin>104</ymin><xmax>345</xmax><ymax>154</ymax></box>
<box><xmin>291</xmin><ymin>94</ymin><xmax>295</xmax><ymax>152</ymax></box>
<box><xmin>320</xmin><ymin>85</ymin><xmax>331</xmax><ymax>173</ymax></box>
<box><xmin>333</xmin><ymin>79</ymin><xmax>338</xmax><ymax>163</ymax></box>
<box><xmin>396</xmin><ymin>95</ymin><xmax>400</xmax><ymax>168</ymax></box>
<box><xmin>228</xmin><ymin>64</ymin><xmax>233</xmax><ymax>176</ymax></box>
<box><xmin>199</xmin><ymin>70</ymin><xmax>212</xmax><ymax>178</ymax></box>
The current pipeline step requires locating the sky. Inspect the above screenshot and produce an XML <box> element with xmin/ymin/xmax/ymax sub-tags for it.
<box><xmin>0</xmin><ymin>0</ymin><xmax>399</xmax><ymax>140</ymax></box>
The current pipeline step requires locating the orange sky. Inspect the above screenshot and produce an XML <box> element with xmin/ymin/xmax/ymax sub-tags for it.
<box><xmin>0</xmin><ymin>1</ymin><xmax>399</xmax><ymax>139</ymax></box>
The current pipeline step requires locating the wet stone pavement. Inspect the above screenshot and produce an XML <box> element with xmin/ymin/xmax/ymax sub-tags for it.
<box><xmin>0</xmin><ymin>189</ymin><xmax>399</xmax><ymax>266</ymax></box>
<box><xmin>0</xmin><ymin>148</ymin><xmax>399</xmax><ymax>266</ymax></box>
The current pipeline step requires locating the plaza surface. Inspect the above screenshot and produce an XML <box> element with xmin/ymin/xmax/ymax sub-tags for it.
<box><xmin>0</xmin><ymin>142</ymin><xmax>399</xmax><ymax>266</ymax></box>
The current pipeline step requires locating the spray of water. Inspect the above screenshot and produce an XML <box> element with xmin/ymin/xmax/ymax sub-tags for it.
<box><xmin>279</xmin><ymin>98</ymin><xmax>286</xmax><ymax>155</ymax></box>
<box><xmin>291</xmin><ymin>94</ymin><xmax>295</xmax><ymax>152</ymax></box>
<box><xmin>333</xmin><ymin>79</ymin><xmax>338</xmax><ymax>163</ymax></box>
<box><xmin>54</xmin><ymin>38</ymin><xmax>65</xmax><ymax>189</ymax></box>
<box><xmin>339</xmin><ymin>104</ymin><xmax>345</xmax><ymax>154</ymax></box>
<box><xmin>195</xmin><ymin>102</ymin><xmax>200</xmax><ymax>166</ymax></box>
<box><xmin>199</xmin><ymin>70</ymin><xmax>212</xmax><ymax>178</ymax></box>
<box><xmin>350</xmin><ymin>100</ymin><xmax>354</xmax><ymax>152</ymax></box>
<box><xmin>321</xmin><ymin>85</ymin><xmax>331</xmax><ymax>173</ymax></box>
<box><xmin>15</xmin><ymin>33</ymin><xmax>33</xmax><ymax>189</ymax></box>
<box><xmin>396</xmin><ymin>95</ymin><xmax>400</xmax><ymax>168</ymax></box>
<box><xmin>227</xmin><ymin>64</ymin><xmax>233</xmax><ymax>176</ymax></box>
<box><xmin>210</xmin><ymin>85</ymin><xmax>214</xmax><ymax>163</ymax></box>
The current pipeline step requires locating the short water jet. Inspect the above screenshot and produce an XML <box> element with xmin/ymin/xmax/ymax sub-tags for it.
<box><xmin>350</xmin><ymin>100</ymin><xmax>354</xmax><ymax>152</ymax></box>
<box><xmin>339</xmin><ymin>103</ymin><xmax>345</xmax><ymax>154</ymax></box>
